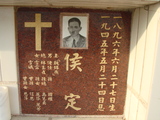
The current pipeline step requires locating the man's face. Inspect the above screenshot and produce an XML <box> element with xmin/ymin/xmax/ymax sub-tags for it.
<box><xmin>68</xmin><ymin>21</ymin><xmax>82</xmax><ymax>37</ymax></box>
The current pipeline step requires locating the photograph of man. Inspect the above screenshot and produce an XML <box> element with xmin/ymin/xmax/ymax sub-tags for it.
<box><xmin>62</xmin><ymin>17</ymin><xmax>87</xmax><ymax>48</ymax></box>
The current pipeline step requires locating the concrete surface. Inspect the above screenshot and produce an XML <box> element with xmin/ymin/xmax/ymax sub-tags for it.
<box><xmin>11</xmin><ymin>116</ymin><xmax>123</xmax><ymax>120</ymax></box>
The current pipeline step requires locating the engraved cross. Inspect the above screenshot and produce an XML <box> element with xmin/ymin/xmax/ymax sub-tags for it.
<box><xmin>25</xmin><ymin>13</ymin><xmax>52</xmax><ymax>51</ymax></box>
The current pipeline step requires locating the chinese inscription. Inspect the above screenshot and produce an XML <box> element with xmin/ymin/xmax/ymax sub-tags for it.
<box><xmin>17</xmin><ymin>8</ymin><xmax>131</xmax><ymax>115</ymax></box>
<box><xmin>65</xmin><ymin>93</ymin><xmax>81</xmax><ymax>111</ymax></box>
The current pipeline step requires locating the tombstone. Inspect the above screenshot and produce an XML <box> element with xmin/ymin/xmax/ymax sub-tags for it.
<box><xmin>16</xmin><ymin>7</ymin><xmax>131</xmax><ymax>115</ymax></box>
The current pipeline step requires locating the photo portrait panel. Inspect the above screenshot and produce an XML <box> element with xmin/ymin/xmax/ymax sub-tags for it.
<box><xmin>60</xmin><ymin>13</ymin><xmax>89</xmax><ymax>49</ymax></box>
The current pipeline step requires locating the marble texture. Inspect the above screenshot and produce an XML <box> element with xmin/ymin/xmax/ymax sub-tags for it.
<box><xmin>17</xmin><ymin>7</ymin><xmax>131</xmax><ymax>115</ymax></box>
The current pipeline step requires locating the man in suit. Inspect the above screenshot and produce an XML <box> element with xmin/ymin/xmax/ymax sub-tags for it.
<box><xmin>62</xmin><ymin>17</ymin><xmax>86</xmax><ymax>48</ymax></box>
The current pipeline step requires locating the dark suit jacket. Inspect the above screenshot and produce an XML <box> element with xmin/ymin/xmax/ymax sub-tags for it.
<box><xmin>63</xmin><ymin>34</ymin><xmax>86</xmax><ymax>48</ymax></box>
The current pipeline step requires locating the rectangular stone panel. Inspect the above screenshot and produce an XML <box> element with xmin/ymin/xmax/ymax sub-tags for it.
<box><xmin>16</xmin><ymin>7</ymin><xmax>131</xmax><ymax>115</ymax></box>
